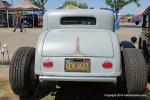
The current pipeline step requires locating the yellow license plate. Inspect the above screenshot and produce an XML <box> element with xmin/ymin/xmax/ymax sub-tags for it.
<box><xmin>65</xmin><ymin>58</ymin><xmax>90</xmax><ymax>72</ymax></box>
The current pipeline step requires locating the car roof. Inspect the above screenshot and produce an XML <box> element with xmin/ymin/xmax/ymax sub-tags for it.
<box><xmin>46</xmin><ymin>9</ymin><xmax>113</xmax><ymax>16</ymax></box>
<box><xmin>43</xmin><ymin>9</ymin><xmax>115</xmax><ymax>31</ymax></box>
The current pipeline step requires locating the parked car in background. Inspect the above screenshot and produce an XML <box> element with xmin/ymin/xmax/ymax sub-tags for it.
<box><xmin>0</xmin><ymin>13</ymin><xmax>13</xmax><ymax>27</ymax></box>
<box><xmin>132</xmin><ymin>16</ymin><xmax>142</xmax><ymax>25</ymax></box>
<box><xmin>23</xmin><ymin>14</ymin><xmax>38</xmax><ymax>27</ymax></box>
<box><xmin>0</xmin><ymin>19</ymin><xmax>7</xmax><ymax>27</ymax></box>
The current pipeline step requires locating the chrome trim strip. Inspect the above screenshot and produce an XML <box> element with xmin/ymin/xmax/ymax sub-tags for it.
<box><xmin>39</xmin><ymin>76</ymin><xmax>117</xmax><ymax>82</ymax></box>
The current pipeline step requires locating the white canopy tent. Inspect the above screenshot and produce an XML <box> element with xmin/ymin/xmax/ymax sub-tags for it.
<box><xmin>57</xmin><ymin>4</ymin><xmax>80</xmax><ymax>9</ymax></box>
<box><xmin>10</xmin><ymin>0</ymin><xmax>40</xmax><ymax>10</ymax></box>
<box><xmin>0</xmin><ymin>0</ymin><xmax>11</xmax><ymax>9</ymax></box>
<box><xmin>9</xmin><ymin>0</ymin><xmax>41</xmax><ymax>28</ymax></box>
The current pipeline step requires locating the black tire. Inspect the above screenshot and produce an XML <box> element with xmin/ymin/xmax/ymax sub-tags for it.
<box><xmin>142</xmin><ymin>40</ymin><xmax>150</xmax><ymax>62</ymax></box>
<box><xmin>142</xmin><ymin>41</ymin><xmax>150</xmax><ymax>83</ymax></box>
<box><xmin>122</xmin><ymin>48</ymin><xmax>147</xmax><ymax>94</ymax></box>
<box><xmin>148</xmin><ymin>76</ymin><xmax>150</xmax><ymax>83</ymax></box>
<box><xmin>139</xmin><ymin>37</ymin><xmax>142</xmax><ymax>49</ymax></box>
<box><xmin>117</xmin><ymin>52</ymin><xmax>127</xmax><ymax>93</ymax></box>
<box><xmin>9</xmin><ymin>47</ymin><xmax>39</xmax><ymax>97</ymax></box>
<box><xmin>135</xmin><ymin>21</ymin><xmax>139</xmax><ymax>25</ymax></box>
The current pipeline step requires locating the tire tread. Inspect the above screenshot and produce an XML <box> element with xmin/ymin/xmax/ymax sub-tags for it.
<box><xmin>9</xmin><ymin>47</ymin><xmax>36</xmax><ymax>96</ymax></box>
<box><xmin>123</xmin><ymin>48</ymin><xmax>147</xmax><ymax>94</ymax></box>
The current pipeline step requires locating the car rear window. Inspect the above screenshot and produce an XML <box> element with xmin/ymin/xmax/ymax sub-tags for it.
<box><xmin>60</xmin><ymin>17</ymin><xmax>96</xmax><ymax>25</ymax></box>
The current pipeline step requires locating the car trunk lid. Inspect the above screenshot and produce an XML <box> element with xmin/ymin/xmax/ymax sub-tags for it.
<box><xmin>42</xmin><ymin>29</ymin><xmax>114</xmax><ymax>57</ymax></box>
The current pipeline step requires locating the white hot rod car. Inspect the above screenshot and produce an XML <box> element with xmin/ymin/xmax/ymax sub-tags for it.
<box><xmin>9</xmin><ymin>9</ymin><xmax>147</xmax><ymax>97</ymax></box>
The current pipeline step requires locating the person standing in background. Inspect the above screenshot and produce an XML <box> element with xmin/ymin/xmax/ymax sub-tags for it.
<box><xmin>13</xmin><ymin>13</ymin><xmax>23</xmax><ymax>32</ymax></box>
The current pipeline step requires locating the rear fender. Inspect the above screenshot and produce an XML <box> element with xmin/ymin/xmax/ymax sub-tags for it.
<box><xmin>35</xmin><ymin>31</ymin><xmax>48</xmax><ymax>75</ymax></box>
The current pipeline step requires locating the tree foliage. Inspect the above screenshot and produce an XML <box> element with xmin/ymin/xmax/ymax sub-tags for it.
<box><xmin>78</xmin><ymin>3</ymin><xmax>88</xmax><ymax>9</ymax></box>
<box><xmin>105</xmin><ymin>0</ymin><xmax>140</xmax><ymax>11</ymax></box>
<box><xmin>64</xmin><ymin>0</ymin><xmax>78</xmax><ymax>6</ymax></box>
<box><xmin>31</xmin><ymin>0</ymin><xmax>48</xmax><ymax>9</ymax></box>
<box><xmin>64</xmin><ymin>0</ymin><xmax>88</xmax><ymax>9</ymax></box>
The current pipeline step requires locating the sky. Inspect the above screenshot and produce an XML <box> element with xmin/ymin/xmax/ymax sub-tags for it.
<box><xmin>7</xmin><ymin>0</ymin><xmax>150</xmax><ymax>14</ymax></box>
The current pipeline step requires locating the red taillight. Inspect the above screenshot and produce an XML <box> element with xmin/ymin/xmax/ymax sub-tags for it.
<box><xmin>102</xmin><ymin>61</ymin><xmax>112</xmax><ymax>69</ymax></box>
<box><xmin>43</xmin><ymin>60</ymin><xmax>53</xmax><ymax>68</ymax></box>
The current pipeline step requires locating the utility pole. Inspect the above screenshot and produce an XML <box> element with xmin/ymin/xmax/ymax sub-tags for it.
<box><xmin>11</xmin><ymin>0</ymin><xmax>14</xmax><ymax>27</ymax></box>
<box><xmin>114</xmin><ymin>0</ymin><xmax>118</xmax><ymax>20</ymax></box>
<box><xmin>11</xmin><ymin>0</ymin><xmax>13</xmax><ymax>6</ymax></box>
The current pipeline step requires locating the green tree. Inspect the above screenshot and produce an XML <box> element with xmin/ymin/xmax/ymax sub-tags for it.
<box><xmin>64</xmin><ymin>0</ymin><xmax>78</xmax><ymax>6</ymax></box>
<box><xmin>31</xmin><ymin>0</ymin><xmax>48</xmax><ymax>9</ymax></box>
<box><xmin>64</xmin><ymin>0</ymin><xmax>88</xmax><ymax>9</ymax></box>
<box><xmin>78</xmin><ymin>3</ymin><xmax>88</xmax><ymax>9</ymax></box>
<box><xmin>105</xmin><ymin>0</ymin><xmax>140</xmax><ymax>20</ymax></box>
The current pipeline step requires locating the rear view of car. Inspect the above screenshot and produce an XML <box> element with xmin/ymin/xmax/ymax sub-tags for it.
<box><xmin>9</xmin><ymin>9</ymin><xmax>148</xmax><ymax>98</ymax></box>
<box><xmin>35</xmin><ymin>9</ymin><xmax>121</xmax><ymax>82</ymax></box>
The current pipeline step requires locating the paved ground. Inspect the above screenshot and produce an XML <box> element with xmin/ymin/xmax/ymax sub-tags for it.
<box><xmin>0</xmin><ymin>23</ymin><xmax>150</xmax><ymax>100</ymax></box>
<box><xmin>117</xmin><ymin>23</ymin><xmax>142</xmax><ymax>41</ymax></box>
<box><xmin>0</xmin><ymin>28</ymin><xmax>41</xmax><ymax>58</ymax></box>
